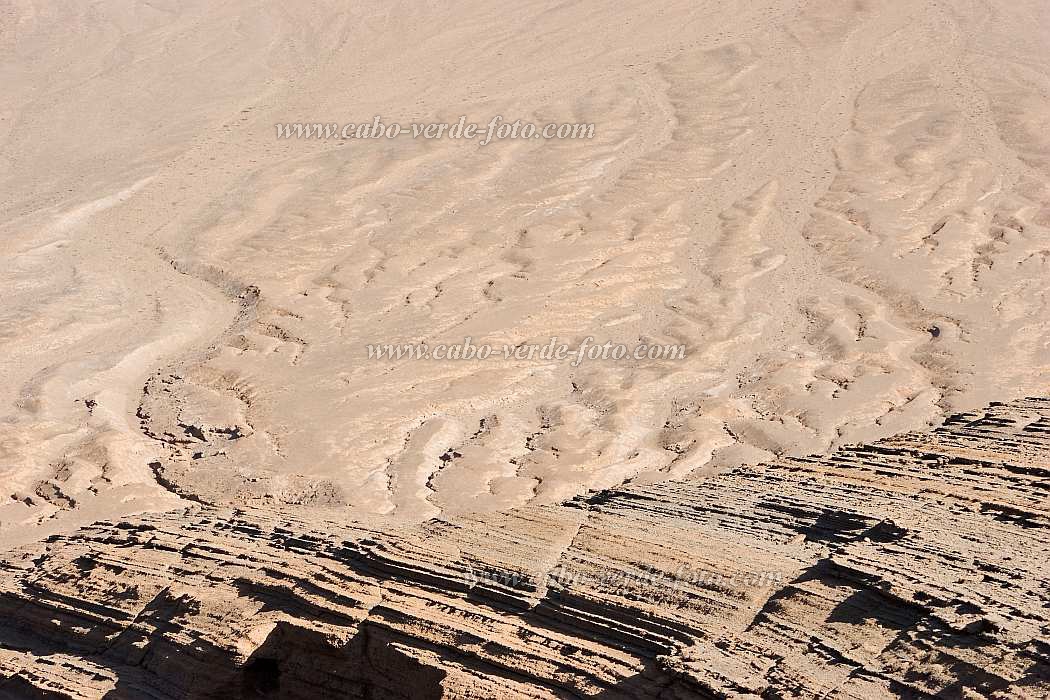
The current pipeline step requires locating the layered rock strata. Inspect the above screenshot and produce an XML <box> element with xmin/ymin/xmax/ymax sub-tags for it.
<box><xmin>1</xmin><ymin>397</ymin><xmax>1049</xmax><ymax>698</ymax></box>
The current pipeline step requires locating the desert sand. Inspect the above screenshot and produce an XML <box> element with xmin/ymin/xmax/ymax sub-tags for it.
<box><xmin>1</xmin><ymin>0</ymin><xmax>1049</xmax><ymax>697</ymax></box>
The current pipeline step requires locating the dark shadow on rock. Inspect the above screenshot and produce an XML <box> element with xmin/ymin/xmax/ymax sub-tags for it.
<box><xmin>185</xmin><ymin>619</ymin><xmax>447</xmax><ymax>700</ymax></box>
<box><xmin>825</xmin><ymin>588</ymin><xmax>924</xmax><ymax>630</ymax></box>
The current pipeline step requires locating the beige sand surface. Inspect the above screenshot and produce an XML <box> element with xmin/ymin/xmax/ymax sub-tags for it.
<box><xmin>2</xmin><ymin>0</ymin><xmax>1049</xmax><ymax>548</ymax></box>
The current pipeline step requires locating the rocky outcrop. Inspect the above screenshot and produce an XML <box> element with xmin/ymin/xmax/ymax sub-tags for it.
<box><xmin>2</xmin><ymin>397</ymin><xmax>1049</xmax><ymax>698</ymax></box>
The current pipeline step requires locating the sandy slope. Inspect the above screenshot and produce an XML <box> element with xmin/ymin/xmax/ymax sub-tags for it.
<box><xmin>1</xmin><ymin>0</ymin><xmax>1049</xmax><ymax>547</ymax></box>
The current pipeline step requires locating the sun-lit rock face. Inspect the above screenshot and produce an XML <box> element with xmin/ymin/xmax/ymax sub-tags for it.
<box><xmin>2</xmin><ymin>397</ymin><xmax>1049</xmax><ymax>698</ymax></box>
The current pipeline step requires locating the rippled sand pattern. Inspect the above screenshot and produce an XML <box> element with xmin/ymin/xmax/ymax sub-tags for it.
<box><xmin>1</xmin><ymin>0</ymin><xmax>1048</xmax><ymax>546</ymax></box>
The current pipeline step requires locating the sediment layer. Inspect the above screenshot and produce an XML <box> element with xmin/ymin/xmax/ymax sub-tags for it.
<box><xmin>2</xmin><ymin>396</ymin><xmax>1048</xmax><ymax>698</ymax></box>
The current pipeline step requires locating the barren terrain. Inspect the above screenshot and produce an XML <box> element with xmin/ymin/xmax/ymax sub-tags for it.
<box><xmin>1</xmin><ymin>0</ymin><xmax>1049</xmax><ymax>697</ymax></box>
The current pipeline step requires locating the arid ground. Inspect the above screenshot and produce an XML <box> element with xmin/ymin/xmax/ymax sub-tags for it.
<box><xmin>1</xmin><ymin>1</ymin><xmax>1049</xmax><ymax>697</ymax></box>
